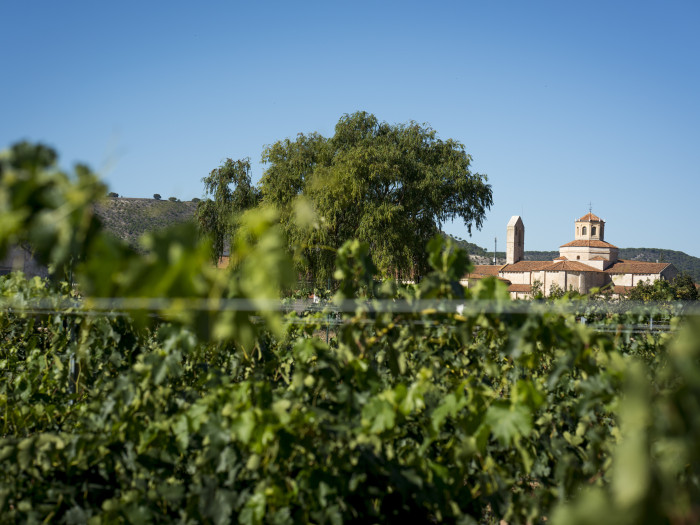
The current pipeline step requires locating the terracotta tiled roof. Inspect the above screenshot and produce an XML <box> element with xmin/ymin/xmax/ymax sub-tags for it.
<box><xmin>508</xmin><ymin>284</ymin><xmax>532</xmax><ymax>292</ymax></box>
<box><xmin>612</xmin><ymin>285</ymin><xmax>635</xmax><ymax>295</ymax></box>
<box><xmin>464</xmin><ymin>265</ymin><xmax>511</xmax><ymax>283</ymax></box>
<box><xmin>543</xmin><ymin>261</ymin><xmax>603</xmax><ymax>272</ymax></box>
<box><xmin>604</xmin><ymin>260</ymin><xmax>673</xmax><ymax>275</ymax></box>
<box><xmin>590</xmin><ymin>256</ymin><xmax>606</xmax><ymax>260</ymax></box>
<box><xmin>560</xmin><ymin>240</ymin><xmax>618</xmax><ymax>249</ymax></box>
<box><xmin>501</xmin><ymin>260</ymin><xmax>604</xmax><ymax>273</ymax></box>
<box><xmin>500</xmin><ymin>261</ymin><xmax>553</xmax><ymax>272</ymax></box>
<box><xmin>578</xmin><ymin>212</ymin><xmax>602</xmax><ymax>222</ymax></box>
<box><xmin>470</xmin><ymin>265</ymin><xmax>501</xmax><ymax>277</ymax></box>
<box><xmin>553</xmin><ymin>256</ymin><xmax>567</xmax><ymax>260</ymax></box>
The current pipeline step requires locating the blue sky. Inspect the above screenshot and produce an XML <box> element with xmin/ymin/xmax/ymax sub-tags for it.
<box><xmin>3</xmin><ymin>1</ymin><xmax>699</xmax><ymax>257</ymax></box>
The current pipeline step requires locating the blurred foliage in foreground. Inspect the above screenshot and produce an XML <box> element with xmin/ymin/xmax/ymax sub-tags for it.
<box><xmin>1</xmin><ymin>142</ymin><xmax>700</xmax><ymax>524</ymax></box>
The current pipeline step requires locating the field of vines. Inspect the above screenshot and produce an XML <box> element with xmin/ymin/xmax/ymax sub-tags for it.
<box><xmin>1</xmin><ymin>143</ymin><xmax>700</xmax><ymax>524</ymax></box>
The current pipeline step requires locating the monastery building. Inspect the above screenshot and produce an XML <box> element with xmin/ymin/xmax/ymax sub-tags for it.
<box><xmin>463</xmin><ymin>212</ymin><xmax>678</xmax><ymax>298</ymax></box>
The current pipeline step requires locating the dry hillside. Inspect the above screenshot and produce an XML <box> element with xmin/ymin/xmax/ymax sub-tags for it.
<box><xmin>95</xmin><ymin>197</ymin><xmax>197</xmax><ymax>249</ymax></box>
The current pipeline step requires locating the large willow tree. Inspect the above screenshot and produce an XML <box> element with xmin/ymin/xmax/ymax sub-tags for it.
<box><xmin>259</xmin><ymin>112</ymin><xmax>493</xmax><ymax>282</ymax></box>
<box><xmin>196</xmin><ymin>158</ymin><xmax>261</xmax><ymax>263</ymax></box>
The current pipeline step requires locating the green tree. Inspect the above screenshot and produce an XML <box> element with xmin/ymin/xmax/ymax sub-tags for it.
<box><xmin>260</xmin><ymin>112</ymin><xmax>493</xmax><ymax>283</ymax></box>
<box><xmin>196</xmin><ymin>157</ymin><xmax>261</xmax><ymax>263</ymax></box>
<box><xmin>531</xmin><ymin>279</ymin><xmax>544</xmax><ymax>299</ymax></box>
<box><xmin>672</xmin><ymin>272</ymin><xmax>698</xmax><ymax>301</ymax></box>
<box><xmin>628</xmin><ymin>278</ymin><xmax>674</xmax><ymax>302</ymax></box>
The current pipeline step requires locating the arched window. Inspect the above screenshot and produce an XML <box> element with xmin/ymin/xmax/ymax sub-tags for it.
<box><xmin>592</xmin><ymin>226</ymin><xmax>597</xmax><ymax>236</ymax></box>
<box><xmin>582</xmin><ymin>226</ymin><xmax>587</xmax><ymax>235</ymax></box>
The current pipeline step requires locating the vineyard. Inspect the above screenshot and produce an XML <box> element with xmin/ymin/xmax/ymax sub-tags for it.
<box><xmin>1</xmin><ymin>143</ymin><xmax>700</xmax><ymax>524</ymax></box>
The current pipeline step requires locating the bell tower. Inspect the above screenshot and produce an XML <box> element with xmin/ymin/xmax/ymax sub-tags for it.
<box><xmin>575</xmin><ymin>211</ymin><xmax>604</xmax><ymax>241</ymax></box>
<box><xmin>506</xmin><ymin>216</ymin><xmax>524</xmax><ymax>264</ymax></box>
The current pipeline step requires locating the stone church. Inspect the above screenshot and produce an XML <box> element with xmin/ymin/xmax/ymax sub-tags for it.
<box><xmin>463</xmin><ymin>212</ymin><xmax>678</xmax><ymax>298</ymax></box>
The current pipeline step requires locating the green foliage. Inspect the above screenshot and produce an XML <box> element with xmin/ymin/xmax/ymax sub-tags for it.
<box><xmin>1</xmin><ymin>141</ymin><xmax>700</xmax><ymax>524</ymax></box>
<box><xmin>531</xmin><ymin>279</ymin><xmax>544</xmax><ymax>299</ymax></box>
<box><xmin>626</xmin><ymin>275</ymin><xmax>698</xmax><ymax>303</ymax></box>
<box><xmin>259</xmin><ymin>112</ymin><xmax>493</xmax><ymax>283</ymax></box>
<box><xmin>672</xmin><ymin>272</ymin><xmax>698</xmax><ymax>301</ymax></box>
<box><xmin>196</xmin><ymin>158</ymin><xmax>262</xmax><ymax>263</ymax></box>
<box><xmin>549</xmin><ymin>282</ymin><xmax>565</xmax><ymax>299</ymax></box>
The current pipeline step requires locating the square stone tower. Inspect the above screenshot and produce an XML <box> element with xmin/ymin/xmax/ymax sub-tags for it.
<box><xmin>506</xmin><ymin>216</ymin><xmax>524</xmax><ymax>264</ymax></box>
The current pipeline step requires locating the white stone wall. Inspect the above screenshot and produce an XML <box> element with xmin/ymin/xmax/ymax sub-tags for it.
<box><xmin>559</xmin><ymin>246</ymin><xmax>618</xmax><ymax>264</ymax></box>
<box><xmin>611</xmin><ymin>273</ymin><xmax>660</xmax><ymax>287</ymax></box>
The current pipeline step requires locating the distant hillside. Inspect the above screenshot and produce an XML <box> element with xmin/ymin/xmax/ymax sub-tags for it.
<box><xmin>444</xmin><ymin>234</ymin><xmax>700</xmax><ymax>282</ymax></box>
<box><xmin>95</xmin><ymin>197</ymin><xmax>197</xmax><ymax>249</ymax></box>
<box><xmin>95</xmin><ymin>212</ymin><xmax>700</xmax><ymax>282</ymax></box>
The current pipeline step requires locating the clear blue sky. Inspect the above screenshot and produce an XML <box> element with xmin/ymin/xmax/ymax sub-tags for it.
<box><xmin>3</xmin><ymin>1</ymin><xmax>699</xmax><ymax>257</ymax></box>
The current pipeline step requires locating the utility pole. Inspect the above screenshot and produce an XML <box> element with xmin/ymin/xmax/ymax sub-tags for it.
<box><xmin>494</xmin><ymin>237</ymin><xmax>497</xmax><ymax>265</ymax></box>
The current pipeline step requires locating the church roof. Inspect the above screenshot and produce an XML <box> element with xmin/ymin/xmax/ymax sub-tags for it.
<box><xmin>543</xmin><ymin>261</ymin><xmax>602</xmax><ymax>272</ymax></box>
<box><xmin>464</xmin><ymin>265</ymin><xmax>511</xmax><ymax>283</ymax></box>
<box><xmin>501</xmin><ymin>260</ymin><xmax>605</xmax><ymax>273</ymax></box>
<box><xmin>560</xmin><ymin>239</ymin><xmax>618</xmax><ymax>249</ymax></box>
<box><xmin>508</xmin><ymin>284</ymin><xmax>532</xmax><ymax>292</ymax></box>
<box><xmin>470</xmin><ymin>265</ymin><xmax>501</xmax><ymax>277</ymax></box>
<box><xmin>604</xmin><ymin>260</ymin><xmax>674</xmax><ymax>275</ymax></box>
<box><xmin>500</xmin><ymin>261</ymin><xmax>553</xmax><ymax>272</ymax></box>
<box><xmin>578</xmin><ymin>212</ymin><xmax>603</xmax><ymax>222</ymax></box>
<box><xmin>612</xmin><ymin>285</ymin><xmax>635</xmax><ymax>295</ymax></box>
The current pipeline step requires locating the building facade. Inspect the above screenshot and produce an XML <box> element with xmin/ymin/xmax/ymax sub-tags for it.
<box><xmin>462</xmin><ymin>213</ymin><xmax>678</xmax><ymax>298</ymax></box>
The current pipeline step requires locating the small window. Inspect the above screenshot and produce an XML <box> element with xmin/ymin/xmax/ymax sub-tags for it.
<box><xmin>577</xmin><ymin>256</ymin><xmax>580</xmax><ymax>260</ymax></box>
<box><xmin>592</xmin><ymin>226</ymin><xmax>597</xmax><ymax>236</ymax></box>
<box><xmin>582</xmin><ymin>226</ymin><xmax>587</xmax><ymax>235</ymax></box>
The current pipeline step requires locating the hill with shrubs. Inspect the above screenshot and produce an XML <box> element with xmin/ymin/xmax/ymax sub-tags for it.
<box><xmin>95</xmin><ymin>197</ymin><xmax>197</xmax><ymax>249</ymax></box>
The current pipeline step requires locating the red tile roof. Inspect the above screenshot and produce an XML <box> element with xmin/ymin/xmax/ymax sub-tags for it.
<box><xmin>500</xmin><ymin>260</ymin><xmax>604</xmax><ymax>273</ymax></box>
<box><xmin>604</xmin><ymin>260</ymin><xmax>673</xmax><ymax>275</ymax></box>
<box><xmin>612</xmin><ymin>285</ymin><xmax>635</xmax><ymax>295</ymax></box>
<box><xmin>470</xmin><ymin>265</ymin><xmax>501</xmax><ymax>276</ymax></box>
<box><xmin>590</xmin><ymin>256</ymin><xmax>606</xmax><ymax>260</ymax></box>
<box><xmin>464</xmin><ymin>265</ymin><xmax>511</xmax><ymax>283</ymax></box>
<box><xmin>500</xmin><ymin>261</ymin><xmax>553</xmax><ymax>272</ymax></box>
<box><xmin>560</xmin><ymin>240</ymin><xmax>618</xmax><ymax>249</ymax></box>
<box><xmin>543</xmin><ymin>261</ymin><xmax>603</xmax><ymax>272</ymax></box>
<box><xmin>554</xmin><ymin>256</ymin><xmax>567</xmax><ymax>260</ymax></box>
<box><xmin>578</xmin><ymin>212</ymin><xmax>602</xmax><ymax>222</ymax></box>
<box><xmin>508</xmin><ymin>284</ymin><xmax>532</xmax><ymax>292</ymax></box>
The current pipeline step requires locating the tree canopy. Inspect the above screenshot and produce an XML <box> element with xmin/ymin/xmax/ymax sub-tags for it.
<box><xmin>259</xmin><ymin>112</ymin><xmax>493</xmax><ymax>282</ymax></box>
<box><xmin>627</xmin><ymin>273</ymin><xmax>698</xmax><ymax>302</ymax></box>
<box><xmin>196</xmin><ymin>158</ymin><xmax>261</xmax><ymax>262</ymax></box>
